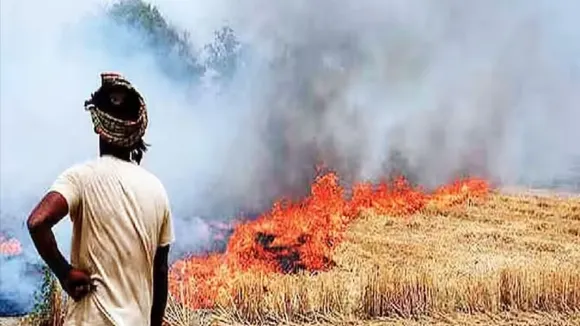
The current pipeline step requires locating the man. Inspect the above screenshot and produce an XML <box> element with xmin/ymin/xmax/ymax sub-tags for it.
<box><xmin>27</xmin><ymin>72</ymin><xmax>174</xmax><ymax>326</ymax></box>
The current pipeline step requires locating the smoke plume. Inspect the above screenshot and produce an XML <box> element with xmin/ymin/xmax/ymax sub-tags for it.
<box><xmin>2</xmin><ymin>0</ymin><xmax>580</xmax><ymax>314</ymax></box>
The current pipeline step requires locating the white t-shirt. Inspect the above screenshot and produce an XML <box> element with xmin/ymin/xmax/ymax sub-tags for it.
<box><xmin>49</xmin><ymin>155</ymin><xmax>174</xmax><ymax>326</ymax></box>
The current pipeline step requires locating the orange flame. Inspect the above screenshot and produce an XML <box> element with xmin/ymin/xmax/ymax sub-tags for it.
<box><xmin>0</xmin><ymin>236</ymin><xmax>23</xmax><ymax>257</ymax></box>
<box><xmin>169</xmin><ymin>172</ymin><xmax>490</xmax><ymax>309</ymax></box>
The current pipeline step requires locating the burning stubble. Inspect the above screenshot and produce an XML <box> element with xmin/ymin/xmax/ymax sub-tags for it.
<box><xmin>168</xmin><ymin>173</ymin><xmax>490</xmax><ymax>309</ymax></box>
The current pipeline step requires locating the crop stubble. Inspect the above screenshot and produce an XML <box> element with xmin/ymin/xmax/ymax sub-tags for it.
<box><xmin>178</xmin><ymin>191</ymin><xmax>580</xmax><ymax>325</ymax></box>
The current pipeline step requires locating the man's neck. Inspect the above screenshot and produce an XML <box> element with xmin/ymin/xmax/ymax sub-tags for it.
<box><xmin>100</xmin><ymin>151</ymin><xmax>131</xmax><ymax>162</ymax></box>
<box><xmin>99</xmin><ymin>140</ymin><xmax>132</xmax><ymax>163</ymax></box>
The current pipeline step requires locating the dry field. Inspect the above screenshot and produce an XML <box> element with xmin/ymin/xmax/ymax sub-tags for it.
<box><xmin>11</xmin><ymin>189</ymin><xmax>580</xmax><ymax>326</ymax></box>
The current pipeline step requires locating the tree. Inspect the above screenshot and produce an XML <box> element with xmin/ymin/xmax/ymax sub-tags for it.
<box><xmin>106</xmin><ymin>0</ymin><xmax>242</xmax><ymax>84</ymax></box>
<box><xmin>107</xmin><ymin>0</ymin><xmax>203</xmax><ymax>81</ymax></box>
<box><xmin>204</xmin><ymin>26</ymin><xmax>241</xmax><ymax>80</ymax></box>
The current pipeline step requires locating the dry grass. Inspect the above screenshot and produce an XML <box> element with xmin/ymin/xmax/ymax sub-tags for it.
<box><xmin>18</xmin><ymin>268</ymin><xmax>67</xmax><ymax>326</ymax></box>
<box><xmin>186</xmin><ymin>190</ymin><xmax>580</xmax><ymax>325</ymax></box>
<box><xmin>15</xmin><ymin>190</ymin><xmax>580</xmax><ymax>325</ymax></box>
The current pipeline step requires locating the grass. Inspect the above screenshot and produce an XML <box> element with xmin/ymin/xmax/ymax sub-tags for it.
<box><xmin>16</xmin><ymin>190</ymin><xmax>580</xmax><ymax>325</ymax></box>
<box><xmin>18</xmin><ymin>267</ymin><xmax>67</xmax><ymax>326</ymax></box>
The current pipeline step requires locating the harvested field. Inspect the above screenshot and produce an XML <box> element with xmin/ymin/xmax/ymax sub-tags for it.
<box><xmin>180</xmin><ymin>190</ymin><xmax>580</xmax><ymax>325</ymax></box>
<box><xmin>10</xmin><ymin>189</ymin><xmax>580</xmax><ymax>326</ymax></box>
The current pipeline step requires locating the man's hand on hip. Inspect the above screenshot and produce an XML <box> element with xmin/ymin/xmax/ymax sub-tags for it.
<box><xmin>27</xmin><ymin>192</ymin><xmax>94</xmax><ymax>302</ymax></box>
<box><xmin>60</xmin><ymin>268</ymin><xmax>94</xmax><ymax>301</ymax></box>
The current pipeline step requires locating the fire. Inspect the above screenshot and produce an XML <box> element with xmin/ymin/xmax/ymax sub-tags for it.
<box><xmin>0</xmin><ymin>235</ymin><xmax>23</xmax><ymax>257</ymax></box>
<box><xmin>169</xmin><ymin>172</ymin><xmax>490</xmax><ymax>309</ymax></box>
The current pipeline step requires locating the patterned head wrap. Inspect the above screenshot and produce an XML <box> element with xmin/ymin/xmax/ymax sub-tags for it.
<box><xmin>84</xmin><ymin>72</ymin><xmax>148</xmax><ymax>148</ymax></box>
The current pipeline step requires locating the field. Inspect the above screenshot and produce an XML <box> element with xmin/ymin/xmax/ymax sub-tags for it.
<box><xmin>8</xmin><ymin>187</ymin><xmax>580</xmax><ymax>326</ymax></box>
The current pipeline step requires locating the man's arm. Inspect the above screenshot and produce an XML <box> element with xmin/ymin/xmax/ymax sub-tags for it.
<box><xmin>27</xmin><ymin>191</ymin><xmax>92</xmax><ymax>301</ymax></box>
<box><xmin>151</xmin><ymin>245</ymin><xmax>170</xmax><ymax>326</ymax></box>
<box><xmin>27</xmin><ymin>192</ymin><xmax>73</xmax><ymax>280</ymax></box>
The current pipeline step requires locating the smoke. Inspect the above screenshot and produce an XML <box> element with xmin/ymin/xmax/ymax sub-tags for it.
<box><xmin>159</xmin><ymin>0</ymin><xmax>580</xmax><ymax>214</ymax></box>
<box><xmin>2</xmin><ymin>0</ymin><xmax>580</xmax><ymax>313</ymax></box>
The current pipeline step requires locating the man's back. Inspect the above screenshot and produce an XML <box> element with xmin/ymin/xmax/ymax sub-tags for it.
<box><xmin>50</xmin><ymin>155</ymin><xmax>173</xmax><ymax>326</ymax></box>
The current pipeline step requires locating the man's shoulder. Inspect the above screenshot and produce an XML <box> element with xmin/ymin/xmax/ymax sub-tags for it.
<box><xmin>126</xmin><ymin>164</ymin><xmax>169</xmax><ymax>198</ymax></box>
<box><xmin>138</xmin><ymin>168</ymin><xmax>167</xmax><ymax>192</ymax></box>
<box><xmin>64</xmin><ymin>156</ymin><xmax>122</xmax><ymax>176</ymax></box>
<box><xmin>60</xmin><ymin>157</ymin><xmax>169</xmax><ymax>196</ymax></box>
<box><xmin>57</xmin><ymin>158</ymin><xmax>100</xmax><ymax>177</ymax></box>
<box><xmin>136</xmin><ymin>169</ymin><xmax>171</xmax><ymax>210</ymax></box>
<box><xmin>57</xmin><ymin>157</ymin><xmax>150</xmax><ymax>180</ymax></box>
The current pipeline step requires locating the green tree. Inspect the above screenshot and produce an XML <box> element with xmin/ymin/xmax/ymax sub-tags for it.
<box><xmin>204</xmin><ymin>26</ymin><xmax>241</xmax><ymax>80</ymax></box>
<box><xmin>107</xmin><ymin>0</ymin><xmax>203</xmax><ymax>80</ymax></box>
<box><xmin>106</xmin><ymin>0</ymin><xmax>242</xmax><ymax>84</ymax></box>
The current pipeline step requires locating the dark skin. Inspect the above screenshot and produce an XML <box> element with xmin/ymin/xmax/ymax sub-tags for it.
<box><xmin>27</xmin><ymin>138</ymin><xmax>169</xmax><ymax>326</ymax></box>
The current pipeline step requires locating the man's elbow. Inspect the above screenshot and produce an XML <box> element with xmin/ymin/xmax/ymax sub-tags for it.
<box><xmin>26</xmin><ymin>192</ymin><xmax>68</xmax><ymax>234</ymax></box>
<box><xmin>27</xmin><ymin>214</ymin><xmax>48</xmax><ymax>233</ymax></box>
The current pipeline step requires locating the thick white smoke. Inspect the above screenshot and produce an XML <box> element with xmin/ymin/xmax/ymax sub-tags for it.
<box><xmin>155</xmin><ymin>0</ymin><xmax>580</xmax><ymax>212</ymax></box>
<box><xmin>2</xmin><ymin>0</ymin><xmax>580</xmax><ymax>314</ymax></box>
